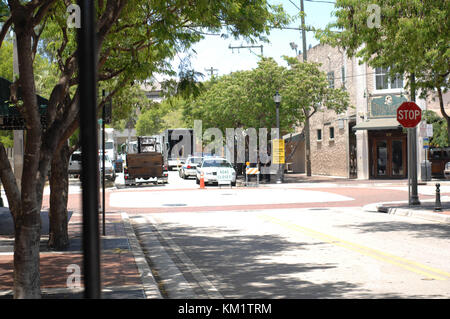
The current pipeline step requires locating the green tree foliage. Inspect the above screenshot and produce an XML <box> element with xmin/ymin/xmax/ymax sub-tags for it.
<box><xmin>136</xmin><ymin>95</ymin><xmax>188</xmax><ymax>135</ymax></box>
<box><xmin>423</xmin><ymin>110</ymin><xmax>449</xmax><ymax>148</ymax></box>
<box><xmin>182</xmin><ymin>57</ymin><xmax>350</xmax><ymax>135</ymax></box>
<box><xmin>317</xmin><ymin>0</ymin><xmax>448</xmax><ymax>85</ymax></box>
<box><xmin>0</xmin><ymin>40</ymin><xmax>56</xmax><ymax>148</ymax></box>
<box><xmin>0</xmin><ymin>39</ymin><xmax>12</xmax><ymax>80</ymax></box>
<box><xmin>0</xmin><ymin>0</ymin><xmax>290</xmax><ymax>298</ymax></box>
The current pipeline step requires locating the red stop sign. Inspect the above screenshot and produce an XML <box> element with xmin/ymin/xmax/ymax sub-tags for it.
<box><xmin>397</xmin><ymin>102</ymin><xmax>422</xmax><ymax>128</ymax></box>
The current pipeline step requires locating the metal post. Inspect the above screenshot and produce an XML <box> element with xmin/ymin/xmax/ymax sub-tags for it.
<box><xmin>12</xmin><ymin>34</ymin><xmax>23</xmax><ymax>191</ymax></box>
<box><xmin>102</xmin><ymin>90</ymin><xmax>106</xmax><ymax>237</ymax></box>
<box><xmin>410</xmin><ymin>74</ymin><xmax>420</xmax><ymax>205</ymax></box>
<box><xmin>78</xmin><ymin>0</ymin><xmax>101</xmax><ymax>299</ymax></box>
<box><xmin>276</xmin><ymin>100</ymin><xmax>282</xmax><ymax>183</ymax></box>
<box><xmin>300</xmin><ymin>0</ymin><xmax>311</xmax><ymax>177</ymax></box>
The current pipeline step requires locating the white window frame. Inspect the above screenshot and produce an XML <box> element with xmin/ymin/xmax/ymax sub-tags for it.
<box><xmin>373</xmin><ymin>67</ymin><xmax>404</xmax><ymax>93</ymax></box>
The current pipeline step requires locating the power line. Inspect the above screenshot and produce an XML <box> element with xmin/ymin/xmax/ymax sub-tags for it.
<box><xmin>305</xmin><ymin>0</ymin><xmax>336</xmax><ymax>4</ymax></box>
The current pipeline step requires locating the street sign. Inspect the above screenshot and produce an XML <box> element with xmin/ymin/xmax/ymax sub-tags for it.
<box><xmin>217</xmin><ymin>168</ymin><xmax>233</xmax><ymax>184</ymax></box>
<box><xmin>423</xmin><ymin>137</ymin><xmax>429</xmax><ymax>149</ymax></box>
<box><xmin>396</xmin><ymin>101</ymin><xmax>422</xmax><ymax>128</ymax></box>
<box><xmin>272</xmin><ymin>139</ymin><xmax>285</xmax><ymax>164</ymax></box>
<box><xmin>426</xmin><ymin>124</ymin><xmax>433</xmax><ymax>137</ymax></box>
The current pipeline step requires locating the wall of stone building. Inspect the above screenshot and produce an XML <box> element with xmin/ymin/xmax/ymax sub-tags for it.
<box><xmin>287</xmin><ymin>139</ymin><xmax>305</xmax><ymax>173</ymax></box>
<box><xmin>309</xmin><ymin>109</ymin><xmax>348</xmax><ymax>177</ymax></box>
<box><xmin>299</xmin><ymin>43</ymin><xmax>356</xmax><ymax>177</ymax></box>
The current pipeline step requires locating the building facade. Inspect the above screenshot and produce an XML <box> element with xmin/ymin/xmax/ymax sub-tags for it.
<box><xmin>289</xmin><ymin>43</ymin><xmax>450</xmax><ymax>180</ymax></box>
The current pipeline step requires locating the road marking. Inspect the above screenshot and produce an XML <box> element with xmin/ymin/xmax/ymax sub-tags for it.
<box><xmin>259</xmin><ymin>214</ymin><xmax>450</xmax><ymax>281</ymax></box>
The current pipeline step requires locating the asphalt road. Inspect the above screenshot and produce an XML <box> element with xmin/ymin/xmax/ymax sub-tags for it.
<box><xmin>28</xmin><ymin>170</ymin><xmax>450</xmax><ymax>298</ymax></box>
<box><xmin>138</xmin><ymin>207</ymin><xmax>450</xmax><ymax>298</ymax></box>
<box><xmin>115</xmin><ymin>171</ymin><xmax>450</xmax><ymax>299</ymax></box>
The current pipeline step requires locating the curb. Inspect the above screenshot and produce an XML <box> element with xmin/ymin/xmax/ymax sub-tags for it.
<box><xmin>131</xmin><ymin>215</ymin><xmax>197</xmax><ymax>299</ymax></box>
<box><xmin>364</xmin><ymin>201</ymin><xmax>450</xmax><ymax>224</ymax></box>
<box><xmin>380</xmin><ymin>206</ymin><xmax>450</xmax><ymax>223</ymax></box>
<box><xmin>121</xmin><ymin>212</ymin><xmax>163</xmax><ymax>299</ymax></box>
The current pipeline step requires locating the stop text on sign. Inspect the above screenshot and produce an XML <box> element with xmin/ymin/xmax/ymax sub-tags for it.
<box><xmin>396</xmin><ymin>101</ymin><xmax>422</xmax><ymax>128</ymax></box>
<box><xmin>397</xmin><ymin>109</ymin><xmax>421</xmax><ymax>121</ymax></box>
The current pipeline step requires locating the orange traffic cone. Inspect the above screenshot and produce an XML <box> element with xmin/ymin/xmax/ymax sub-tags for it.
<box><xmin>200</xmin><ymin>172</ymin><xmax>205</xmax><ymax>189</ymax></box>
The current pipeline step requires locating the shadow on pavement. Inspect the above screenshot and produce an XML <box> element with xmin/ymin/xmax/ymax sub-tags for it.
<box><xmin>149</xmin><ymin>220</ymin><xmax>441</xmax><ymax>299</ymax></box>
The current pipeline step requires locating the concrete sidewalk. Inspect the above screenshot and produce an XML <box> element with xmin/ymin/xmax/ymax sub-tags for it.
<box><xmin>0</xmin><ymin>208</ymin><xmax>162</xmax><ymax>299</ymax></box>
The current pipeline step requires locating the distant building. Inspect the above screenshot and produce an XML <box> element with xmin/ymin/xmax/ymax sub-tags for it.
<box><xmin>140</xmin><ymin>81</ymin><xmax>163</xmax><ymax>103</ymax></box>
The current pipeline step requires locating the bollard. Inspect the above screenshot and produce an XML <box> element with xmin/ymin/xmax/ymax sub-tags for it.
<box><xmin>435</xmin><ymin>183</ymin><xmax>442</xmax><ymax>212</ymax></box>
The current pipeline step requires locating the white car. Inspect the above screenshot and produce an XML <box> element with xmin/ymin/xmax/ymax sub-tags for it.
<box><xmin>179</xmin><ymin>156</ymin><xmax>203</xmax><ymax>179</ymax></box>
<box><xmin>99</xmin><ymin>153</ymin><xmax>116</xmax><ymax>181</ymax></box>
<box><xmin>196</xmin><ymin>157</ymin><xmax>236</xmax><ymax>186</ymax></box>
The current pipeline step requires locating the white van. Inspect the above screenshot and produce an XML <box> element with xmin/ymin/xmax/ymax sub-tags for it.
<box><xmin>68</xmin><ymin>151</ymin><xmax>82</xmax><ymax>176</ymax></box>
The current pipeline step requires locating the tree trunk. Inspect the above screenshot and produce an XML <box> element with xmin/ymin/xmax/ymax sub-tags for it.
<box><xmin>48</xmin><ymin>142</ymin><xmax>70</xmax><ymax>250</ymax></box>
<box><xmin>436</xmin><ymin>87</ymin><xmax>450</xmax><ymax>143</ymax></box>
<box><xmin>13</xmin><ymin>213</ymin><xmax>41</xmax><ymax>299</ymax></box>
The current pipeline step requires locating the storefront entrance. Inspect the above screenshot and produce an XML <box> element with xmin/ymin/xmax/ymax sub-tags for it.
<box><xmin>370</xmin><ymin>130</ymin><xmax>407</xmax><ymax>178</ymax></box>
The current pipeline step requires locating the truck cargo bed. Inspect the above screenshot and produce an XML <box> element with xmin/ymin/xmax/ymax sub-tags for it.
<box><xmin>126</xmin><ymin>152</ymin><xmax>163</xmax><ymax>178</ymax></box>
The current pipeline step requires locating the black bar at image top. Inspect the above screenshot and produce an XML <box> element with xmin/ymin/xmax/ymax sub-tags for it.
<box><xmin>77</xmin><ymin>0</ymin><xmax>102</xmax><ymax>299</ymax></box>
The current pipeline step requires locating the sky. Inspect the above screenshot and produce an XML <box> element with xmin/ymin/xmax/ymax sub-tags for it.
<box><xmin>157</xmin><ymin>0</ymin><xmax>337</xmax><ymax>81</ymax></box>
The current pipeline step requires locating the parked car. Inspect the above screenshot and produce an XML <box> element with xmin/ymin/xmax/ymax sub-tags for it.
<box><xmin>179</xmin><ymin>156</ymin><xmax>203</xmax><ymax>179</ymax></box>
<box><xmin>196</xmin><ymin>157</ymin><xmax>236</xmax><ymax>186</ymax></box>
<box><xmin>99</xmin><ymin>153</ymin><xmax>116</xmax><ymax>181</ymax></box>
<box><xmin>68</xmin><ymin>151</ymin><xmax>82</xmax><ymax>176</ymax></box>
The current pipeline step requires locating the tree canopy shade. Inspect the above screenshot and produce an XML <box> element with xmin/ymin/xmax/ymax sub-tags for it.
<box><xmin>0</xmin><ymin>0</ymin><xmax>290</xmax><ymax>298</ymax></box>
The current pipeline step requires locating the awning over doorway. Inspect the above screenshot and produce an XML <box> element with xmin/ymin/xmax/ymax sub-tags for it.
<box><xmin>353</xmin><ymin>118</ymin><xmax>401</xmax><ymax>131</ymax></box>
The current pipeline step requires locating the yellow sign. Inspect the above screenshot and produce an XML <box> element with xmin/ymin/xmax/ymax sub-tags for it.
<box><xmin>272</xmin><ymin>139</ymin><xmax>285</xmax><ymax>164</ymax></box>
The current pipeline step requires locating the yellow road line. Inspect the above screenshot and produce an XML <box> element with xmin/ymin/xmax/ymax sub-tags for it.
<box><xmin>259</xmin><ymin>214</ymin><xmax>450</xmax><ymax>281</ymax></box>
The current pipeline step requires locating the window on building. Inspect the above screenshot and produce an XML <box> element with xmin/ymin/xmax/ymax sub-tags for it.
<box><xmin>375</xmin><ymin>67</ymin><xmax>403</xmax><ymax>90</ymax></box>
<box><xmin>317</xmin><ymin>129</ymin><xmax>322</xmax><ymax>141</ymax></box>
<box><xmin>327</xmin><ymin>71</ymin><xmax>335</xmax><ymax>89</ymax></box>
<box><xmin>329</xmin><ymin>127</ymin><xmax>335</xmax><ymax>140</ymax></box>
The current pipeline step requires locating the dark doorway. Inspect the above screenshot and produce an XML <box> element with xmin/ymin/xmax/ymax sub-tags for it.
<box><xmin>370</xmin><ymin>130</ymin><xmax>407</xmax><ymax>178</ymax></box>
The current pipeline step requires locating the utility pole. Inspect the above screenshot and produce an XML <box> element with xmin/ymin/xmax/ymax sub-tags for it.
<box><xmin>205</xmin><ymin>67</ymin><xmax>218</xmax><ymax>78</ymax></box>
<box><xmin>228</xmin><ymin>44</ymin><xmax>264</xmax><ymax>56</ymax></box>
<box><xmin>300</xmin><ymin>0</ymin><xmax>312</xmax><ymax>176</ymax></box>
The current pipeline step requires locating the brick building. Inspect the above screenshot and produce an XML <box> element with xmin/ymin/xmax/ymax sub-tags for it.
<box><xmin>286</xmin><ymin>43</ymin><xmax>450</xmax><ymax>180</ymax></box>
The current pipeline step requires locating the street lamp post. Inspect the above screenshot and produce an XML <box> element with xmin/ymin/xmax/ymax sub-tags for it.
<box><xmin>273</xmin><ymin>91</ymin><xmax>283</xmax><ymax>183</ymax></box>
